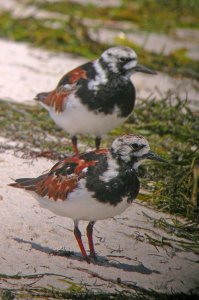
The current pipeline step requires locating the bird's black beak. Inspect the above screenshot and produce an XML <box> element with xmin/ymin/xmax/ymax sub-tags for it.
<box><xmin>144</xmin><ymin>151</ymin><xmax>167</xmax><ymax>163</ymax></box>
<box><xmin>135</xmin><ymin>64</ymin><xmax>156</xmax><ymax>75</ymax></box>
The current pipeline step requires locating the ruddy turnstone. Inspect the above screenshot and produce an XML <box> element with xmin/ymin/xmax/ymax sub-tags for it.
<box><xmin>9</xmin><ymin>135</ymin><xmax>166</xmax><ymax>263</ymax></box>
<box><xmin>35</xmin><ymin>46</ymin><xmax>156</xmax><ymax>154</ymax></box>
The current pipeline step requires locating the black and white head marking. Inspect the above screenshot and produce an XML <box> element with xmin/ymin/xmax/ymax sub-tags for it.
<box><xmin>111</xmin><ymin>135</ymin><xmax>150</xmax><ymax>168</ymax></box>
<box><xmin>101</xmin><ymin>46</ymin><xmax>138</xmax><ymax>76</ymax></box>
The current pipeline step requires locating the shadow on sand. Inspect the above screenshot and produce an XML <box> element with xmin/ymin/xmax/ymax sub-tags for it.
<box><xmin>14</xmin><ymin>237</ymin><xmax>160</xmax><ymax>275</ymax></box>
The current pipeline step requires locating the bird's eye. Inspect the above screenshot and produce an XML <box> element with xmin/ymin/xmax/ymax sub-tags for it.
<box><xmin>131</xmin><ymin>143</ymin><xmax>144</xmax><ymax>152</ymax></box>
<box><xmin>119</xmin><ymin>57</ymin><xmax>127</xmax><ymax>62</ymax></box>
<box><xmin>132</xmin><ymin>143</ymin><xmax>139</xmax><ymax>149</ymax></box>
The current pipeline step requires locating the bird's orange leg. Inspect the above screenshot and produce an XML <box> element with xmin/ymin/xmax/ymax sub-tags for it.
<box><xmin>86</xmin><ymin>221</ymin><xmax>96</xmax><ymax>258</ymax></box>
<box><xmin>74</xmin><ymin>221</ymin><xmax>89</xmax><ymax>263</ymax></box>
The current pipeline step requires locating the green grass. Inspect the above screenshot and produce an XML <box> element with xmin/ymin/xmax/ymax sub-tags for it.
<box><xmin>0</xmin><ymin>288</ymin><xmax>150</xmax><ymax>300</ymax></box>
<box><xmin>131</xmin><ymin>97</ymin><xmax>199</xmax><ymax>220</ymax></box>
<box><xmin>0</xmin><ymin>12</ymin><xmax>198</xmax><ymax>80</ymax></box>
<box><xmin>1</xmin><ymin>282</ymin><xmax>198</xmax><ymax>299</ymax></box>
<box><xmin>1</xmin><ymin>278</ymin><xmax>198</xmax><ymax>299</ymax></box>
<box><xmin>0</xmin><ymin>100</ymin><xmax>71</xmax><ymax>154</ymax></box>
<box><xmin>33</xmin><ymin>0</ymin><xmax>199</xmax><ymax>31</ymax></box>
<box><xmin>0</xmin><ymin>97</ymin><xmax>198</xmax><ymax>221</ymax></box>
<box><xmin>0</xmin><ymin>12</ymin><xmax>106</xmax><ymax>59</ymax></box>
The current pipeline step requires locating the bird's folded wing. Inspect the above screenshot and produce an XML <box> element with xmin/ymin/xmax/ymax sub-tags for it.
<box><xmin>35</xmin><ymin>62</ymin><xmax>91</xmax><ymax>112</ymax></box>
<box><xmin>9</xmin><ymin>156</ymin><xmax>98</xmax><ymax>201</ymax></box>
<box><xmin>9</xmin><ymin>173</ymin><xmax>79</xmax><ymax>201</ymax></box>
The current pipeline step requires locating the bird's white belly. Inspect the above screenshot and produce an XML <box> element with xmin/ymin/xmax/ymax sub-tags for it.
<box><xmin>49</xmin><ymin>95</ymin><xmax>127</xmax><ymax>136</ymax></box>
<box><xmin>32</xmin><ymin>183</ymin><xmax>130</xmax><ymax>221</ymax></box>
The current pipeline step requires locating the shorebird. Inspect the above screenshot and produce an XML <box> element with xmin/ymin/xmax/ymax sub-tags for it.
<box><xmin>9</xmin><ymin>135</ymin><xmax>166</xmax><ymax>263</ymax></box>
<box><xmin>35</xmin><ymin>46</ymin><xmax>156</xmax><ymax>154</ymax></box>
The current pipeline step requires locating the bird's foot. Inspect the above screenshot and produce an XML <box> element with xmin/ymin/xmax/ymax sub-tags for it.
<box><xmin>82</xmin><ymin>253</ymin><xmax>97</xmax><ymax>264</ymax></box>
<box><xmin>89</xmin><ymin>252</ymin><xmax>98</xmax><ymax>263</ymax></box>
<box><xmin>82</xmin><ymin>255</ymin><xmax>90</xmax><ymax>264</ymax></box>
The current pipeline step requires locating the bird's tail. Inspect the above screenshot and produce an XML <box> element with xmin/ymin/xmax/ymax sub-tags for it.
<box><xmin>9</xmin><ymin>175</ymin><xmax>46</xmax><ymax>191</ymax></box>
<box><xmin>34</xmin><ymin>92</ymin><xmax>50</xmax><ymax>102</ymax></box>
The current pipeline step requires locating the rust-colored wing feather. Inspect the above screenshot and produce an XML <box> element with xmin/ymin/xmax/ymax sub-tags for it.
<box><xmin>62</xmin><ymin>67</ymin><xmax>88</xmax><ymax>85</ymax></box>
<box><xmin>9</xmin><ymin>173</ymin><xmax>79</xmax><ymax>201</ymax></box>
<box><xmin>41</xmin><ymin>86</ymin><xmax>72</xmax><ymax>113</ymax></box>
<box><xmin>9</xmin><ymin>156</ymin><xmax>98</xmax><ymax>201</ymax></box>
<box><xmin>35</xmin><ymin>64</ymin><xmax>89</xmax><ymax>112</ymax></box>
<box><xmin>36</xmin><ymin>174</ymin><xmax>79</xmax><ymax>200</ymax></box>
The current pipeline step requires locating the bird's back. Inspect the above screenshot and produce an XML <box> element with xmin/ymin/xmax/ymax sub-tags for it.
<box><xmin>9</xmin><ymin>150</ymin><xmax>139</xmax><ymax>206</ymax></box>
